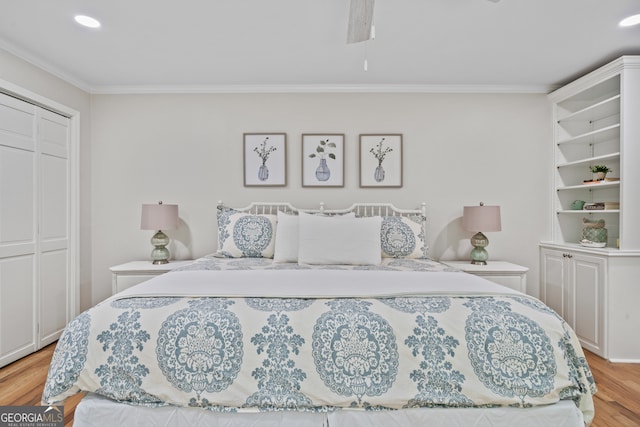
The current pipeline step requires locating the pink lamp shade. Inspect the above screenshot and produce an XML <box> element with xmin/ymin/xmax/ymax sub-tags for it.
<box><xmin>462</xmin><ymin>204</ymin><xmax>501</xmax><ymax>232</ymax></box>
<box><xmin>141</xmin><ymin>202</ymin><xmax>179</xmax><ymax>231</ymax></box>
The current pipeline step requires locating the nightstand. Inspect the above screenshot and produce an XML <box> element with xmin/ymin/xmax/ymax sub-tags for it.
<box><xmin>443</xmin><ymin>261</ymin><xmax>528</xmax><ymax>293</ymax></box>
<box><xmin>110</xmin><ymin>260</ymin><xmax>194</xmax><ymax>295</ymax></box>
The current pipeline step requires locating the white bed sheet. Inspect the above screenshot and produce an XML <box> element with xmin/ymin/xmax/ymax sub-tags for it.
<box><xmin>74</xmin><ymin>392</ymin><xmax>584</xmax><ymax>427</ymax></box>
<box><xmin>113</xmin><ymin>268</ymin><xmax>520</xmax><ymax>300</ymax></box>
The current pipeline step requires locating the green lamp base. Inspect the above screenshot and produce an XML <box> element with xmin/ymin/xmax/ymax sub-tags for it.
<box><xmin>150</xmin><ymin>230</ymin><xmax>170</xmax><ymax>264</ymax></box>
<box><xmin>469</xmin><ymin>231</ymin><xmax>489</xmax><ymax>265</ymax></box>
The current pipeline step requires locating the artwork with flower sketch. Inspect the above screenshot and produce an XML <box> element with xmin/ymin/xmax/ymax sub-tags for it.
<box><xmin>302</xmin><ymin>134</ymin><xmax>345</xmax><ymax>187</ymax></box>
<box><xmin>359</xmin><ymin>134</ymin><xmax>403</xmax><ymax>188</ymax></box>
<box><xmin>243</xmin><ymin>133</ymin><xmax>287</xmax><ymax>187</ymax></box>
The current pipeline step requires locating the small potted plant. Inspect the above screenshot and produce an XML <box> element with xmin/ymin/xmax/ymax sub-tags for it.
<box><xmin>590</xmin><ymin>165</ymin><xmax>611</xmax><ymax>181</ymax></box>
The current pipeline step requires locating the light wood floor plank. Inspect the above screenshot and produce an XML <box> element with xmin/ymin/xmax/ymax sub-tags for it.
<box><xmin>0</xmin><ymin>344</ymin><xmax>83</xmax><ymax>424</ymax></box>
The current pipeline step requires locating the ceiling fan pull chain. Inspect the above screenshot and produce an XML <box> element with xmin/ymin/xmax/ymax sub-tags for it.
<box><xmin>363</xmin><ymin>24</ymin><xmax>375</xmax><ymax>71</ymax></box>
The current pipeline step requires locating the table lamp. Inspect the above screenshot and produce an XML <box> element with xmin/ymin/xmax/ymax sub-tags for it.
<box><xmin>141</xmin><ymin>201</ymin><xmax>179</xmax><ymax>264</ymax></box>
<box><xmin>462</xmin><ymin>202</ymin><xmax>501</xmax><ymax>265</ymax></box>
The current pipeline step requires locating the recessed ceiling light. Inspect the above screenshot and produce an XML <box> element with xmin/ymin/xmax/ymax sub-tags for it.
<box><xmin>619</xmin><ymin>14</ymin><xmax>640</xmax><ymax>27</ymax></box>
<box><xmin>74</xmin><ymin>15</ymin><xmax>101</xmax><ymax>29</ymax></box>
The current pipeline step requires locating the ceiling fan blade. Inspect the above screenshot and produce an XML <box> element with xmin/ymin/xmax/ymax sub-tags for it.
<box><xmin>347</xmin><ymin>0</ymin><xmax>375</xmax><ymax>44</ymax></box>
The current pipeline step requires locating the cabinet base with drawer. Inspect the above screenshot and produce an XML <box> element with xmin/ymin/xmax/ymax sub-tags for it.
<box><xmin>110</xmin><ymin>260</ymin><xmax>194</xmax><ymax>295</ymax></box>
<box><xmin>443</xmin><ymin>261</ymin><xmax>528</xmax><ymax>293</ymax></box>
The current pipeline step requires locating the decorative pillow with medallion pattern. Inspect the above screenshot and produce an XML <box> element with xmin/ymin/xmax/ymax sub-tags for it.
<box><xmin>216</xmin><ymin>207</ymin><xmax>277</xmax><ymax>258</ymax></box>
<box><xmin>380</xmin><ymin>215</ymin><xmax>426</xmax><ymax>258</ymax></box>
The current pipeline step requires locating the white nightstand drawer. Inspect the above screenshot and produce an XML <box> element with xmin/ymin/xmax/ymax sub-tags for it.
<box><xmin>110</xmin><ymin>260</ymin><xmax>194</xmax><ymax>295</ymax></box>
<box><xmin>477</xmin><ymin>275</ymin><xmax>523</xmax><ymax>292</ymax></box>
<box><xmin>442</xmin><ymin>261</ymin><xmax>528</xmax><ymax>293</ymax></box>
<box><xmin>116</xmin><ymin>274</ymin><xmax>159</xmax><ymax>292</ymax></box>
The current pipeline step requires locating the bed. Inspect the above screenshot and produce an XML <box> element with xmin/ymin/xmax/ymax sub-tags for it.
<box><xmin>42</xmin><ymin>202</ymin><xmax>596</xmax><ymax>426</ymax></box>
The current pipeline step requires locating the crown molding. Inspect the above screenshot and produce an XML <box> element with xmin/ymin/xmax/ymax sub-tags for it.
<box><xmin>2</xmin><ymin>43</ymin><xmax>555</xmax><ymax>95</ymax></box>
<box><xmin>90</xmin><ymin>83</ymin><xmax>556</xmax><ymax>95</ymax></box>
<box><xmin>0</xmin><ymin>41</ymin><xmax>92</xmax><ymax>93</ymax></box>
<box><xmin>548</xmin><ymin>55</ymin><xmax>640</xmax><ymax>101</ymax></box>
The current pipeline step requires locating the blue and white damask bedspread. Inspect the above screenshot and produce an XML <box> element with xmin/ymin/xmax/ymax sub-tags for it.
<box><xmin>43</xmin><ymin>258</ymin><xmax>596</xmax><ymax>424</ymax></box>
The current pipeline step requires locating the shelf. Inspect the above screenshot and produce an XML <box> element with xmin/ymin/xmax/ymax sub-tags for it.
<box><xmin>545</xmin><ymin>60</ymin><xmax>640</xmax><ymax>361</ymax></box>
<box><xmin>557</xmin><ymin>181</ymin><xmax>620</xmax><ymax>191</ymax></box>
<box><xmin>557</xmin><ymin>152</ymin><xmax>620</xmax><ymax>169</ymax></box>
<box><xmin>557</xmin><ymin>94</ymin><xmax>620</xmax><ymax>123</ymax></box>
<box><xmin>540</xmin><ymin>241</ymin><xmax>625</xmax><ymax>255</ymax></box>
<box><xmin>557</xmin><ymin>124</ymin><xmax>620</xmax><ymax>146</ymax></box>
<box><xmin>556</xmin><ymin>209</ymin><xmax>620</xmax><ymax>214</ymax></box>
<box><xmin>550</xmin><ymin>56</ymin><xmax>640</xmax><ymax>252</ymax></box>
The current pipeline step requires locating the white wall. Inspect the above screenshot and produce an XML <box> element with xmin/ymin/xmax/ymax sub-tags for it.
<box><xmin>91</xmin><ymin>92</ymin><xmax>552</xmax><ymax>304</ymax></box>
<box><xmin>0</xmin><ymin>47</ymin><xmax>554</xmax><ymax>312</ymax></box>
<box><xmin>0</xmin><ymin>49</ymin><xmax>93</xmax><ymax>310</ymax></box>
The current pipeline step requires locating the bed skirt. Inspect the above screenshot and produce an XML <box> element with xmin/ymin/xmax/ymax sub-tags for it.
<box><xmin>74</xmin><ymin>393</ymin><xmax>585</xmax><ymax>427</ymax></box>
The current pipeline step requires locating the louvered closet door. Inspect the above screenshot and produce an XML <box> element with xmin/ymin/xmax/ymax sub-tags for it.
<box><xmin>0</xmin><ymin>93</ymin><xmax>37</xmax><ymax>366</ymax></box>
<box><xmin>38</xmin><ymin>109</ymin><xmax>69</xmax><ymax>346</ymax></box>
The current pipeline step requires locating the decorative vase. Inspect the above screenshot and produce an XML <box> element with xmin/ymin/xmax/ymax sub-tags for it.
<box><xmin>258</xmin><ymin>163</ymin><xmax>269</xmax><ymax>181</ymax></box>
<box><xmin>583</xmin><ymin>226</ymin><xmax>608</xmax><ymax>243</ymax></box>
<box><xmin>315</xmin><ymin>158</ymin><xmax>330</xmax><ymax>181</ymax></box>
<box><xmin>374</xmin><ymin>164</ymin><xmax>385</xmax><ymax>182</ymax></box>
<box><xmin>596</xmin><ymin>172</ymin><xmax>606</xmax><ymax>181</ymax></box>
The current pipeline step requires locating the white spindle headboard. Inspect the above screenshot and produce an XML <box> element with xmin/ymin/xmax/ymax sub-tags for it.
<box><xmin>216</xmin><ymin>201</ymin><xmax>428</xmax><ymax>257</ymax></box>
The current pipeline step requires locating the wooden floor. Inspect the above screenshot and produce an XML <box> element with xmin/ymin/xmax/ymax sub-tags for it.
<box><xmin>1</xmin><ymin>344</ymin><xmax>639</xmax><ymax>426</ymax></box>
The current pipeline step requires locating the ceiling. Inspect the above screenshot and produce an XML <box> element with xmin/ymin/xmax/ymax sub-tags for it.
<box><xmin>1</xmin><ymin>0</ymin><xmax>639</xmax><ymax>93</ymax></box>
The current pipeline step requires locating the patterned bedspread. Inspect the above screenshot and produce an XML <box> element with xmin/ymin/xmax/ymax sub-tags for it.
<box><xmin>43</xmin><ymin>258</ymin><xmax>596</xmax><ymax>423</ymax></box>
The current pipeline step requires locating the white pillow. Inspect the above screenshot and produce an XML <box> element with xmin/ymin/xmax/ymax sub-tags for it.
<box><xmin>273</xmin><ymin>211</ymin><xmax>357</xmax><ymax>263</ymax></box>
<box><xmin>273</xmin><ymin>211</ymin><xmax>299</xmax><ymax>263</ymax></box>
<box><xmin>298</xmin><ymin>212</ymin><xmax>382</xmax><ymax>265</ymax></box>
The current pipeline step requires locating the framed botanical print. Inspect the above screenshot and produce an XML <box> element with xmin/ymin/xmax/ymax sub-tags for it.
<box><xmin>243</xmin><ymin>133</ymin><xmax>287</xmax><ymax>187</ymax></box>
<box><xmin>302</xmin><ymin>134</ymin><xmax>345</xmax><ymax>187</ymax></box>
<box><xmin>359</xmin><ymin>134</ymin><xmax>403</xmax><ymax>188</ymax></box>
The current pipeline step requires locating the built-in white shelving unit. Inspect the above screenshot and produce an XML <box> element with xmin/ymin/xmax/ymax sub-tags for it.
<box><xmin>540</xmin><ymin>56</ymin><xmax>640</xmax><ymax>362</ymax></box>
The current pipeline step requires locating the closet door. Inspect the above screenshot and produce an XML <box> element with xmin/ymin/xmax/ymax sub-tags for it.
<box><xmin>0</xmin><ymin>92</ymin><xmax>71</xmax><ymax>365</ymax></box>
<box><xmin>0</xmin><ymin>93</ymin><xmax>37</xmax><ymax>366</ymax></box>
<box><xmin>38</xmin><ymin>109</ymin><xmax>69</xmax><ymax>346</ymax></box>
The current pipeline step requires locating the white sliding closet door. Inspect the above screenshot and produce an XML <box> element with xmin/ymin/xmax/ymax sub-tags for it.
<box><xmin>0</xmin><ymin>92</ymin><xmax>71</xmax><ymax>366</ymax></box>
<box><xmin>0</xmin><ymin>93</ymin><xmax>37</xmax><ymax>366</ymax></box>
<box><xmin>39</xmin><ymin>109</ymin><xmax>69</xmax><ymax>346</ymax></box>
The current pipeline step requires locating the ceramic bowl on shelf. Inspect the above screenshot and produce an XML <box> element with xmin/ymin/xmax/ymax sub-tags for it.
<box><xmin>571</xmin><ymin>200</ymin><xmax>586</xmax><ymax>210</ymax></box>
<box><xmin>579</xmin><ymin>239</ymin><xmax>606</xmax><ymax>248</ymax></box>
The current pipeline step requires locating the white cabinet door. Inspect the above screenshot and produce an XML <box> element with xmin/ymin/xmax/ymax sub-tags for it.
<box><xmin>540</xmin><ymin>246</ymin><xmax>606</xmax><ymax>358</ymax></box>
<box><xmin>0</xmin><ymin>94</ymin><xmax>37</xmax><ymax>366</ymax></box>
<box><xmin>570</xmin><ymin>253</ymin><xmax>605</xmax><ymax>356</ymax></box>
<box><xmin>540</xmin><ymin>248</ymin><xmax>567</xmax><ymax>319</ymax></box>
